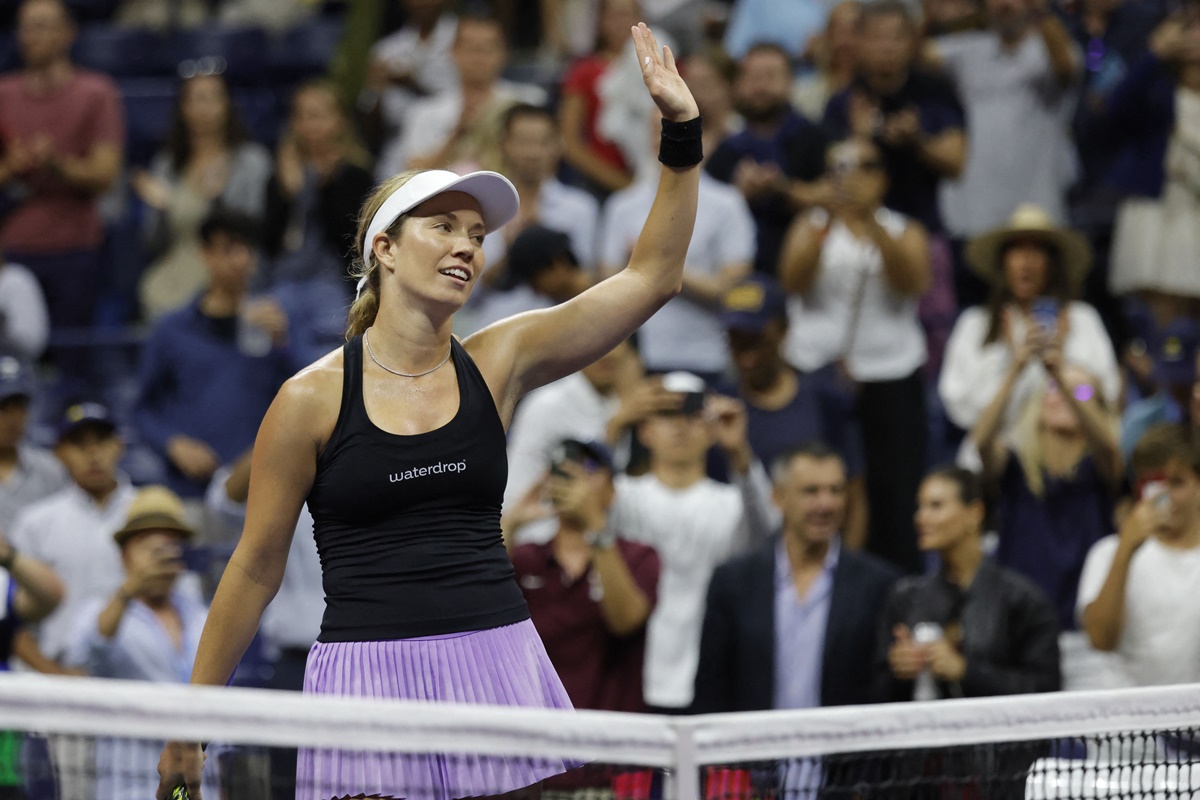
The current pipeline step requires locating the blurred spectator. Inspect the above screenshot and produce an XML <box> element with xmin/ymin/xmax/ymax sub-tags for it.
<box><xmin>1120</xmin><ymin>318</ymin><xmax>1200</xmax><ymax>460</ymax></box>
<box><xmin>504</xmin><ymin>339</ymin><xmax>639</xmax><ymax>542</ymax></box>
<box><xmin>779</xmin><ymin>137</ymin><xmax>931</xmax><ymax>573</ymax></box>
<box><xmin>824</xmin><ymin>0</ymin><xmax>967</xmax><ymax>238</ymax></box>
<box><xmin>1064</xmin><ymin>0</ymin><xmax>1159</xmax><ymax>230</ymax></box>
<box><xmin>0</xmin><ymin>258</ymin><xmax>49</xmax><ymax>361</ymax></box>
<box><xmin>509</xmin><ymin>439</ymin><xmax>659</xmax><ymax>712</ymax></box>
<box><xmin>693</xmin><ymin>444</ymin><xmax>899</xmax><ymax>712</ymax></box>
<box><xmin>682</xmin><ymin>49</ymin><xmax>743</xmax><ymax>163</ymax></box>
<box><xmin>558</xmin><ymin>0</ymin><xmax>642</xmax><ymax>195</ymax></box>
<box><xmin>378</xmin><ymin>12</ymin><xmax>546</xmax><ymax>177</ymax></box>
<box><xmin>877</xmin><ymin>466</ymin><xmax>1061</xmax><ymax>702</ymax></box>
<box><xmin>1079</xmin><ymin>426</ymin><xmax>1200</xmax><ymax>687</ymax></box>
<box><xmin>929</xmin><ymin>0</ymin><xmax>1081</xmax><ymax>308</ymax></box>
<box><xmin>600</xmin><ymin>115</ymin><xmax>754</xmax><ymax>378</ymax></box>
<box><xmin>264</xmin><ymin>79</ymin><xmax>374</xmax><ymax>284</ymax></box>
<box><xmin>792</xmin><ymin>0</ymin><xmax>861</xmax><ymax>121</ymax></box>
<box><xmin>707</xmin><ymin>43</ymin><xmax>829</xmax><ymax>275</ymax></box>
<box><xmin>603</xmin><ymin>374</ymin><xmax>774</xmax><ymax>712</ymax></box>
<box><xmin>0</xmin><ymin>357</ymin><xmax>67</xmax><ymax>535</ymax></box>
<box><xmin>65</xmin><ymin>486</ymin><xmax>219</xmax><ymax>800</ymax></box>
<box><xmin>0</xmin><ymin>0</ymin><xmax>124</xmax><ymax>333</ymax></box>
<box><xmin>8</xmin><ymin>402</ymin><xmax>132</xmax><ymax>677</ymax></box>
<box><xmin>924</xmin><ymin>0</ymin><xmax>987</xmax><ymax>36</ymax></box>
<box><xmin>218</xmin><ymin>0</ymin><xmax>319</xmax><ymax>31</ymax></box>
<box><xmin>134</xmin><ymin>69</ymin><xmax>271</xmax><ymax>320</ymax></box>
<box><xmin>134</xmin><ymin>210</ymin><xmax>307</xmax><ymax>500</ymax></box>
<box><xmin>113</xmin><ymin>0</ymin><xmax>209</xmax><ymax>29</ymax></box>
<box><xmin>262</xmin><ymin>79</ymin><xmax>374</xmax><ymax>351</ymax></box>
<box><xmin>718</xmin><ymin>275</ymin><xmax>868</xmax><ymax>548</ymax></box>
<box><xmin>483</xmin><ymin>104</ymin><xmax>600</xmax><ymax>280</ymax></box>
<box><xmin>973</xmin><ymin>352</ymin><xmax>1122</xmax><ymax>688</ymax></box>
<box><xmin>723</xmin><ymin>0</ymin><xmax>838</xmax><ymax>60</ymax></box>
<box><xmin>470</xmin><ymin>226</ymin><xmax>592</xmax><ymax>335</ymax></box>
<box><xmin>206</xmin><ymin>451</ymin><xmax>322</xmax><ymax>800</ymax></box>
<box><xmin>359</xmin><ymin>0</ymin><xmax>458</xmax><ymax>158</ymax></box>
<box><xmin>940</xmin><ymin>206</ymin><xmax>1119</xmax><ymax>452</ymax></box>
<box><xmin>0</xmin><ymin>521</ymin><xmax>61</xmax><ymax>798</ymax></box>
<box><xmin>1107</xmin><ymin>12</ymin><xmax>1200</xmax><ymax>318</ymax></box>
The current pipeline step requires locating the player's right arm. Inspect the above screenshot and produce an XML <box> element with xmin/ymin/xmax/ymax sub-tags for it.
<box><xmin>157</xmin><ymin>355</ymin><xmax>341</xmax><ymax>800</ymax></box>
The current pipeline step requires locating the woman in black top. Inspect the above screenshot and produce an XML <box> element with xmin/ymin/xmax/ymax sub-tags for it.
<box><xmin>878</xmin><ymin>466</ymin><xmax>1061</xmax><ymax>702</ymax></box>
<box><xmin>158</xmin><ymin>23</ymin><xmax>699</xmax><ymax>800</ymax></box>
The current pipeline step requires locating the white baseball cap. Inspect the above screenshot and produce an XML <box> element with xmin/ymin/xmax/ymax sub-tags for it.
<box><xmin>361</xmin><ymin>169</ymin><xmax>520</xmax><ymax>258</ymax></box>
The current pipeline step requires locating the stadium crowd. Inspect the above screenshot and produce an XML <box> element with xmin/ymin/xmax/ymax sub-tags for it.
<box><xmin>1</xmin><ymin>0</ymin><xmax>1200</xmax><ymax>795</ymax></box>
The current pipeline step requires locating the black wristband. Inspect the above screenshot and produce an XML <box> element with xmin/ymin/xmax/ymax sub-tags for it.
<box><xmin>658</xmin><ymin>116</ymin><xmax>703</xmax><ymax>169</ymax></box>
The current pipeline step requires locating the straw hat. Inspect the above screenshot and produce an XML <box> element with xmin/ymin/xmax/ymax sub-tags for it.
<box><xmin>113</xmin><ymin>486</ymin><xmax>195</xmax><ymax>546</ymax></box>
<box><xmin>965</xmin><ymin>205</ymin><xmax>1093</xmax><ymax>291</ymax></box>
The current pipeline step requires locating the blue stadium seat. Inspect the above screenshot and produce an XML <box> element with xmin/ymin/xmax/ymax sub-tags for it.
<box><xmin>74</xmin><ymin>25</ymin><xmax>166</xmax><ymax>78</ymax></box>
<box><xmin>65</xmin><ymin>0</ymin><xmax>120</xmax><ymax>22</ymax></box>
<box><xmin>268</xmin><ymin>17</ymin><xmax>344</xmax><ymax>82</ymax></box>
<box><xmin>231</xmin><ymin>86</ymin><xmax>282</xmax><ymax>148</ymax></box>
<box><xmin>168</xmin><ymin>25</ymin><xmax>269</xmax><ymax>84</ymax></box>
<box><xmin>119</xmin><ymin>77</ymin><xmax>177</xmax><ymax>166</ymax></box>
<box><xmin>0</xmin><ymin>31</ymin><xmax>16</xmax><ymax>72</ymax></box>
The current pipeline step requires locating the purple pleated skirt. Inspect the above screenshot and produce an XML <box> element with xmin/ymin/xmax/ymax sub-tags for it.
<box><xmin>296</xmin><ymin>619</ymin><xmax>577</xmax><ymax>800</ymax></box>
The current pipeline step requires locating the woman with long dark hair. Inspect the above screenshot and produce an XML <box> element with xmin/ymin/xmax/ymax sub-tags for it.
<box><xmin>133</xmin><ymin>69</ymin><xmax>270</xmax><ymax>319</ymax></box>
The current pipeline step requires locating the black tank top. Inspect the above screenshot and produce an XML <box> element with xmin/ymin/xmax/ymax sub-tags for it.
<box><xmin>306</xmin><ymin>335</ymin><xmax>529</xmax><ymax>641</ymax></box>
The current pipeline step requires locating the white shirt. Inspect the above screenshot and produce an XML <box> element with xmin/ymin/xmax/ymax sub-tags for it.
<box><xmin>206</xmin><ymin>467</ymin><xmax>324</xmax><ymax>651</ymax></box>
<box><xmin>599</xmin><ymin>173</ymin><xmax>755</xmax><ymax>373</ymax></box>
<box><xmin>377</xmin><ymin>81</ymin><xmax>548</xmax><ymax>179</ymax></box>
<box><xmin>0</xmin><ymin>444</ymin><xmax>68</xmax><ymax>535</ymax></box>
<box><xmin>935</xmin><ymin>31</ymin><xmax>1079</xmax><ymax>236</ymax></box>
<box><xmin>505</xmin><ymin>372</ymin><xmax>621</xmax><ymax>511</ymax></box>
<box><xmin>0</xmin><ymin>262</ymin><xmax>50</xmax><ymax>361</ymax></box>
<box><xmin>371</xmin><ymin>14</ymin><xmax>460</xmax><ymax>132</ymax></box>
<box><xmin>482</xmin><ymin>179</ymin><xmax>600</xmax><ymax>270</ymax></box>
<box><xmin>1076</xmin><ymin>535</ymin><xmax>1200</xmax><ymax>687</ymax></box>
<box><xmin>784</xmin><ymin>209</ymin><xmax>927</xmax><ymax>381</ymax></box>
<box><xmin>609</xmin><ymin>473</ymin><xmax>749</xmax><ymax>708</ymax></box>
<box><xmin>938</xmin><ymin>302</ymin><xmax>1119</xmax><ymax>432</ymax></box>
<box><xmin>8</xmin><ymin>482</ymin><xmax>136</xmax><ymax>661</ymax></box>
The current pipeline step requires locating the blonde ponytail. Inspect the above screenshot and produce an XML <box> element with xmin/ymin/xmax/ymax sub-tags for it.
<box><xmin>346</xmin><ymin>170</ymin><xmax>424</xmax><ymax>339</ymax></box>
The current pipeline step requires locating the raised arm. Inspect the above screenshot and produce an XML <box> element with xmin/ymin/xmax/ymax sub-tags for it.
<box><xmin>466</xmin><ymin>24</ymin><xmax>700</xmax><ymax>409</ymax></box>
<box><xmin>971</xmin><ymin>336</ymin><xmax>1039</xmax><ymax>480</ymax></box>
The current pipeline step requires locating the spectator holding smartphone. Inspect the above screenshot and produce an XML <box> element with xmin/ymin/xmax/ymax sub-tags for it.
<box><xmin>1078</xmin><ymin>425</ymin><xmax>1200</xmax><ymax>687</ymax></box>
<box><xmin>66</xmin><ymin>486</ymin><xmax>218</xmax><ymax>800</ymax></box>
<box><xmin>973</xmin><ymin>344</ymin><xmax>1122</xmax><ymax>689</ymax></box>
<box><xmin>940</xmin><ymin>205</ymin><xmax>1120</xmax><ymax>457</ymax></box>
<box><xmin>508</xmin><ymin>439</ymin><xmax>659</xmax><ymax>712</ymax></box>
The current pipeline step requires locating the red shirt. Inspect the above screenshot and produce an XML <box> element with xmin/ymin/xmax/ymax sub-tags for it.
<box><xmin>560</xmin><ymin>55</ymin><xmax>629</xmax><ymax>174</ymax></box>
<box><xmin>0</xmin><ymin>69</ymin><xmax>125</xmax><ymax>254</ymax></box>
<box><xmin>511</xmin><ymin>537</ymin><xmax>659</xmax><ymax>712</ymax></box>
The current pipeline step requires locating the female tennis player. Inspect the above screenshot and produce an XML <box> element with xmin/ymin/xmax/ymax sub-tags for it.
<box><xmin>157</xmin><ymin>22</ymin><xmax>699</xmax><ymax>800</ymax></box>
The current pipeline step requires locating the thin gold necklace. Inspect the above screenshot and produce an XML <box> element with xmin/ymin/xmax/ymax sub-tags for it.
<box><xmin>363</xmin><ymin>329</ymin><xmax>451</xmax><ymax>378</ymax></box>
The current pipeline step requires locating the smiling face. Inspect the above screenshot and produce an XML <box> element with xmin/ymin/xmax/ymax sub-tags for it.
<box><xmin>1040</xmin><ymin>364</ymin><xmax>1096</xmax><ymax>433</ymax></box>
<box><xmin>774</xmin><ymin>454</ymin><xmax>847</xmax><ymax>547</ymax></box>
<box><xmin>377</xmin><ymin>191</ymin><xmax>487</xmax><ymax>310</ymax></box>
<box><xmin>1002</xmin><ymin>237</ymin><xmax>1051</xmax><ymax>303</ymax></box>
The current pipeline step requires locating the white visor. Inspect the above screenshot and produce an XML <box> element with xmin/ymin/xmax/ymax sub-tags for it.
<box><xmin>361</xmin><ymin>169</ymin><xmax>520</xmax><ymax>260</ymax></box>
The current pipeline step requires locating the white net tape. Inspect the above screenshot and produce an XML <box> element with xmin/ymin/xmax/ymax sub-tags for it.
<box><xmin>0</xmin><ymin>675</ymin><xmax>1198</xmax><ymax>799</ymax></box>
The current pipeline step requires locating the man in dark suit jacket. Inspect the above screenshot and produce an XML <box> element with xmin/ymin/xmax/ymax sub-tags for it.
<box><xmin>694</xmin><ymin>442</ymin><xmax>900</xmax><ymax>712</ymax></box>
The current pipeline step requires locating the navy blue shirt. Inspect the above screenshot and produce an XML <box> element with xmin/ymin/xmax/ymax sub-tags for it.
<box><xmin>719</xmin><ymin>367</ymin><xmax>865</xmax><ymax>478</ymax></box>
<box><xmin>706</xmin><ymin>111</ymin><xmax>829</xmax><ymax>273</ymax></box>
<box><xmin>134</xmin><ymin>298</ymin><xmax>308</xmax><ymax>497</ymax></box>
<box><xmin>823</xmin><ymin>71</ymin><xmax>965</xmax><ymax>233</ymax></box>
<box><xmin>994</xmin><ymin>453</ymin><xmax>1114</xmax><ymax>633</ymax></box>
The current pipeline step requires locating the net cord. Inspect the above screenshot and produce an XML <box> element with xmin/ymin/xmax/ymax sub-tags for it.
<box><xmin>0</xmin><ymin>674</ymin><xmax>1198</xmax><ymax>770</ymax></box>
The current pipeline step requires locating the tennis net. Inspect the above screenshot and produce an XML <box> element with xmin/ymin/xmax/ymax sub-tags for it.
<box><xmin>0</xmin><ymin>674</ymin><xmax>1197</xmax><ymax>799</ymax></box>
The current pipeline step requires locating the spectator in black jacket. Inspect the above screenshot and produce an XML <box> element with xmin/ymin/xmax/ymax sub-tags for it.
<box><xmin>693</xmin><ymin>443</ymin><xmax>899</xmax><ymax>713</ymax></box>
<box><xmin>877</xmin><ymin>465</ymin><xmax>1061</xmax><ymax>702</ymax></box>
<box><xmin>261</xmin><ymin>79</ymin><xmax>375</xmax><ymax>351</ymax></box>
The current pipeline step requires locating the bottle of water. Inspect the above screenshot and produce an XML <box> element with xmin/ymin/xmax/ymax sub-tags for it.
<box><xmin>912</xmin><ymin>622</ymin><xmax>943</xmax><ymax>702</ymax></box>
